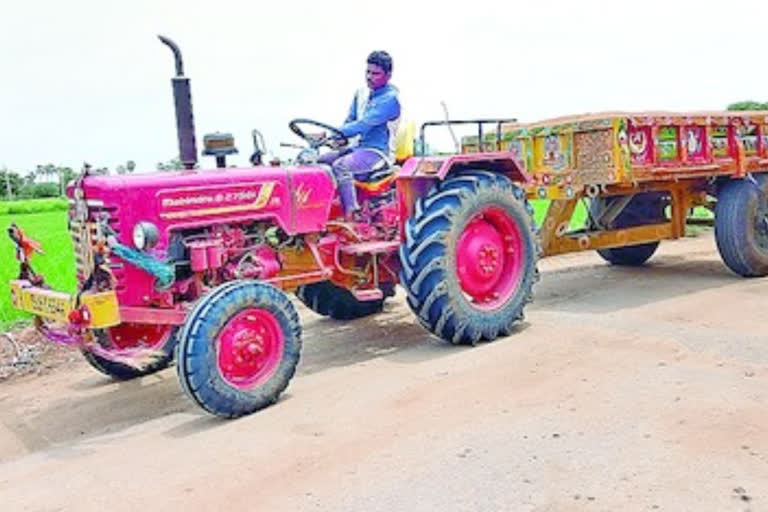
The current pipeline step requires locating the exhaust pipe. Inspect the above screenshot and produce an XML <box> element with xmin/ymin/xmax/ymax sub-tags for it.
<box><xmin>158</xmin><ymin>35</ymin><xmax>198</xmax><ymax>170</ymax></box>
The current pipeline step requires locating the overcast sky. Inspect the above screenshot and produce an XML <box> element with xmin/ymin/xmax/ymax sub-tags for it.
<box><xmin>2</xmin><ymin>0</ymin><xmax>768</xmax><ymax>173</ymax></box>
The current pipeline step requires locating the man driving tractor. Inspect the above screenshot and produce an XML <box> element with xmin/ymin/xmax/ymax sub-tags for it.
<box><xmin>319</xmin><ymin>50</ymin><xmax>401</xmax><ymax>220</ymax></box>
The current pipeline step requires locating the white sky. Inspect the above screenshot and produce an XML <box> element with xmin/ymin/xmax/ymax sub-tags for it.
<box><xmin>2</xmin><ymin>0</ymin><xmax>768</xmax><ymax>172</ymax></box>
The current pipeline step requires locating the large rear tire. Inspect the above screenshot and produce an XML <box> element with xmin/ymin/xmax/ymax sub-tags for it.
<box><xmin>296</xmin><ymin>281</ymin><xmax>387</xmax><ymax>320</ymax></box>
<box><xmin>715</xmin><ymin>174</ymin><xmax>768</xmax><ymax>277</ymax></box>
<box><xmin>400</xmin><ymin>171</ymin><xmax>538</xmax><ymax>345</ymax></box>
<box><xmin>81</xmin><ymin>324</ymin><xmax>178</xmax><ymax>380</ymax></box>
<box><xmin>177</xmin><ymin>280</ymin><xmax>301</xmax><ymax>418</ymax></box>
<box><xmin>590</xmin><ymin>193</ymin><xmax>666</xmax><ymax>266</ymax></box>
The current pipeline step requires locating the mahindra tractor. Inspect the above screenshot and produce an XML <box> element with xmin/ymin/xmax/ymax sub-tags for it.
<box><xmin>7</xmin><ymin>37</ymin><xmax>538</xmax><ymax>417</ymax></box>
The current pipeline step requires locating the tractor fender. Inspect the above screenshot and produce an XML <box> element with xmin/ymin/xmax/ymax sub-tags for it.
<box><xmin>396</xmin><ymin>153</ymin><xmax>530</xmax><ymax>236</ymax></box>
<box><xmin>398</xmin><ymin>152</ymin><xmax>530</xmax><ymax>184</ymax></box>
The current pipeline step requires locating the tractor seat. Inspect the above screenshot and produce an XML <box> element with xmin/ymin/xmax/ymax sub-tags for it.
<box><xmin>354</xmin><ymin>164</ymin><xmax>398</xmax><ymax>194</ymax></box>
<box><xmin>353</xmin><ymin>121</ymin><xmax>414</xmax><ymax>195</ymax></box>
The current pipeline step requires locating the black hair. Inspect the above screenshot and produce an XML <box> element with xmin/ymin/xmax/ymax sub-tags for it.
<box><xmin>367</xmin><ymin>51</ymin><xmax>393</xmax><ymax>74</ymax></box>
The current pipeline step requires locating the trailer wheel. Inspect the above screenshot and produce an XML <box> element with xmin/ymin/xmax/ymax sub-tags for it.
<box><xmin>296</xmin><ymin>281</ymin><xmax>390</xmax><ymax>320</ymax></box>
<box><xmin>591</xmin><ymin>193</ymin><xmax>665</xmax><ymax>266</ymax></box>
<box><xmin>715</xmin><ymin>174</ymin><xmax>768</xmax><ymax>277</ymax></box>
<box><xmin>82</xmin><ymin>324</ymin><xmax>178</xmax><ymax>380</ymax></box>
<box><xmin>400</xmin><ymin>171</ymin><xmax>538</xmax><ymax>345</ymax></box>
<box><xmin>177</xmin><ymin>280</ymin><xmax>301</xmax><ymax>418</ymax></box>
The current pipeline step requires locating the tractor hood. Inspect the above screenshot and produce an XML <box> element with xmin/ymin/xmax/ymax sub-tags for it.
<box><xmin>68</xmin><ymin>165</ymin><xmax>336</xmax><ymax>247</ymax></box>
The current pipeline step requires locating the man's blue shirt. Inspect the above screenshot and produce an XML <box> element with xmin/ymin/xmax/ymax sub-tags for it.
<box><xmin>340</xmin><ymin>84</ymin><xmax>401</xmax><ymax>157</ymax></box>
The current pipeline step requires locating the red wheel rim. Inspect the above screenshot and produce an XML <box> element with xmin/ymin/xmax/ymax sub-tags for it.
<box><xmin>217</xmin><ymin>308</ymin><xmax>284</xmax><ymax>390</ymax></box>
<box><xmin>456</xmin><ymin>206</ymin><xmax>525</xmax><ymax>310</ymax></box>
<box><xmin>107</xmin><ymin>323</ymin><xmax>173</xmax><ymax>350</ymax></box>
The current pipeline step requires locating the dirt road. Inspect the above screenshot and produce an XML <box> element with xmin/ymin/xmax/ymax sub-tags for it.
<box><xmin>1</xmin><ymin>233</ymin><xmax>766</xmax><ymax>511</ymax></box>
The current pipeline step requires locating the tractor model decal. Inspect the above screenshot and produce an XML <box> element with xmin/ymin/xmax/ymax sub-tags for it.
<box><xmin>159</xmin><ymin>182</ymin><xmax>276</xmax><ymax>220</ymax></box>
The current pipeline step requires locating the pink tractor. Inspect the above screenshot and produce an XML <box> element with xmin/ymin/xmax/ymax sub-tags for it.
<box><xmin>8</xmin><ymin>37</ymin><xmax>537</xmax><ymax>417</ymax></box>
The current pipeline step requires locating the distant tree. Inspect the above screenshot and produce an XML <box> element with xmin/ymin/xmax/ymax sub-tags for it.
<box><xmin>35</xmin><ymin>164</ymin><xmax>57</xmax><ymax>183</ymax></box>
<box><xmin>80</xmin><ymin>162</ymin><xmax>109</xmax><ymax>176</ymax></box>
<box><xmin>34</xmin><ymin>164</ymin><xmax>80</xmax><ymax>196</ymax></box>
<box><xmin>727</xmin><ymin>100</ymin><xmax>768</xmax><ymax>111</ymax></box>
<box><xmin>156</xmin><ymin>158</ymin><xmax>184</xmax><ymax>171</ymax></box>
<box><xmin>0</xmin><ymin>168</ymin><xmax>23</xmax><ymax>199</ymax></box>
<box><xmin>116</xmin><ymin>159</ymin><xmax>137</xmax><ymax>175</ymax></box>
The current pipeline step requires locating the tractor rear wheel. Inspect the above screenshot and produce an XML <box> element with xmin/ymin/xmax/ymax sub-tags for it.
<box><xmin>176</xmin><ymin>280</ymin><xmax>301</xmax><ymax>418</ymax></box>
<box><xmin>296</xmin><ymin>281</ymin><xmax>388</xmax><ymax>320</ymax></box>
<box><xmin>590</xmin><ymin>193</ymin><xmax>666</xmax><ymax>266</ymax></box>
<box><xmin>400</xmin><ymin>171</ymin><xmax>538</xmax><ymax>345</ymax></box>
<box><xmin>715</xmin><ymin>174</ymin><xmax>768</xmax><ymax>277</ymax></box>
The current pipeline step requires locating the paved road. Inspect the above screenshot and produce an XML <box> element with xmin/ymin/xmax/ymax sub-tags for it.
<box><xmin>1</xmin><ymin>234</ymin><xmax>766</xmax><ymax>511</ymax></box>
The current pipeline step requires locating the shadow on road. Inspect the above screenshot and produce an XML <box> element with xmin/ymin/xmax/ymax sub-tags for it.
<box><xmin>534</xmin><ymin>255</ymin><xmax>741</xmax><ymax>315</ymax></box>
<box><xmin>2</xmin><ymin>297</ymin><xmax>462</xmax><ymax>453</ymax></box>
<box><xmin>296</xmin><ymin>301</ymin><xmax>461</xmax><ymax>376</ymax></box>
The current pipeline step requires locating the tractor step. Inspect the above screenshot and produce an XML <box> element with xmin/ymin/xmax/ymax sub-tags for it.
<box><xmin>352</xmin><ymin>289</ymin><xmax>384</xmax><ymax>301</ymax></box>
<box><xmin>340</xmin><ymin>240</ymin><xmax>400</xmax><ymax>255</ymax></box>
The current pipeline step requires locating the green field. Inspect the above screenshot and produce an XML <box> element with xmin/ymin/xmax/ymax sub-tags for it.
<box><xmin>0</xmin><ymin>197</ymin><xmax>68</xmax><ymax>215</ymax></box>
<box><xmin>1</xmin><ymin>210</ymin><xmax>76</xmax><ymax>330</ymax></box>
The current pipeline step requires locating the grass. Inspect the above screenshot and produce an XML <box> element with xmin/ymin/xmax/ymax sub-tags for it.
<box><xmin>0</xmin><ymin>197</ymin><xmax>68</xmax><ymax>215</ymax></box>
<box><xmin>530</xmin><ymin>199</ymin><xmax>713</xmax><ymax>229</ymax></box>
<box><xmin>1</xmin><ymin>210</ymin><xmax>76</xmax><ymax>330</ymax></box>
<box><xmin>530</xmin><ymin>199</ymin><xmax>588</xmax><ymax>228</ymax></box>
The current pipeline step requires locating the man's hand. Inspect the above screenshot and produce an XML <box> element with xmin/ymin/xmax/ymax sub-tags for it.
<box><xmin>328</xmin><ymin>137</ymin><xmax>346</xmax><ymax>150</ymax></box>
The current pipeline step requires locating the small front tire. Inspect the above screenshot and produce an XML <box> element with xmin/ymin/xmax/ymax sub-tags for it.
<box><xmin>82</xmin><ymin>324</ymin><xmax>179</xmax><ymax>380</ymax></box>
<box><xmin>176</xmin><ymin>281</ymin><xmax>302</xmax><ymax>418</ymax></box>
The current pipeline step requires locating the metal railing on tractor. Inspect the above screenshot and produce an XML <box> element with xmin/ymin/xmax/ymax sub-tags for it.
<box><xmin>418</xmin><ymin>118</ymin><xmax>517</xmax><ymax>156</ymax></box>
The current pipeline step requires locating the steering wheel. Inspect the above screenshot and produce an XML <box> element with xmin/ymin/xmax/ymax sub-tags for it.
<box><xmin>288</xmin><ymin>118</ymin><xmax>349</xmax><ymax>148</ymax></box>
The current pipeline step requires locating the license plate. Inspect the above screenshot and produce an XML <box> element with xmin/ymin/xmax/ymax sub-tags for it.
<box><xmin>9</xmin><ymin>281</ymin><xmax>121</xmax><ymax>328</ymax></box>
<box><xmin>10</xmin><ymin>280</ymin><xmax>74</xmax><ymax>322</ymax></box>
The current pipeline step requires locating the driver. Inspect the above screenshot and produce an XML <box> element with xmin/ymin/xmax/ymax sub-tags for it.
<box><xmin>319</xmin><ymin>50</ymin><xmax>401</xmax><ymax>220</ymax></box>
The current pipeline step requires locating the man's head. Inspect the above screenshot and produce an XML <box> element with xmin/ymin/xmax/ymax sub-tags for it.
<box><xmin>366</xmin><ymin>51</ymin><xmax>392</xmax><ymax>90</ymax></box>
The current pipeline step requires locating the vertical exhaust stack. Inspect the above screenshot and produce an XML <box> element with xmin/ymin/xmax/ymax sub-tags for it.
<box><xmin>158</xmin><ymin>35</ymin><xmax>198</xmax><ymax>170</ymax></box>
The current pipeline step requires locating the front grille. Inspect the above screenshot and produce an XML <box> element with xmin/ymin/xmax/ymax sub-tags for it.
<box><xmin>69</xmin><ymin>217</ymin><xmax>95</xmax><ymax>282</ymax></box>
<box><xmin>68</xmin><ymin>200</ymin><xmax>121</xmax><ymax>290</ymax></box>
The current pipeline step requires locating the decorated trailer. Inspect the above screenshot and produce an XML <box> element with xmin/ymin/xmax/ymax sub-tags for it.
<box><xmin>7</xmin><ymin>38</ymin><xmax>768</xmax><ymax>418</ymax></box>
<box><xmin>454</xmin><ymin>112</ymin><xmax>768</xmax><ymax>272</ymax></box>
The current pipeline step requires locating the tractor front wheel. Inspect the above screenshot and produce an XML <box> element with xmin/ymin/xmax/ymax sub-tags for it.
<box><xmin>400</xmin><ymin>171</ymin><xmax>538</xmax><ymax>345</ymax></box>
<box><xmin>176</xmin><ymin>280</ymin><xmax>301</xmax><ymax>418</ymax></box>
<box><xmin>82</xmin><ymin>323</ymin><xmax>178</xmax><ymax>380</ymax></box>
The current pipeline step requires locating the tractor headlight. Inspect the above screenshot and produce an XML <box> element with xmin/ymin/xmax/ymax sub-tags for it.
<box><xmin>132</xmin><ymin>222</ymin><xmax>159</xmax><ymax>250</ymax></box>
